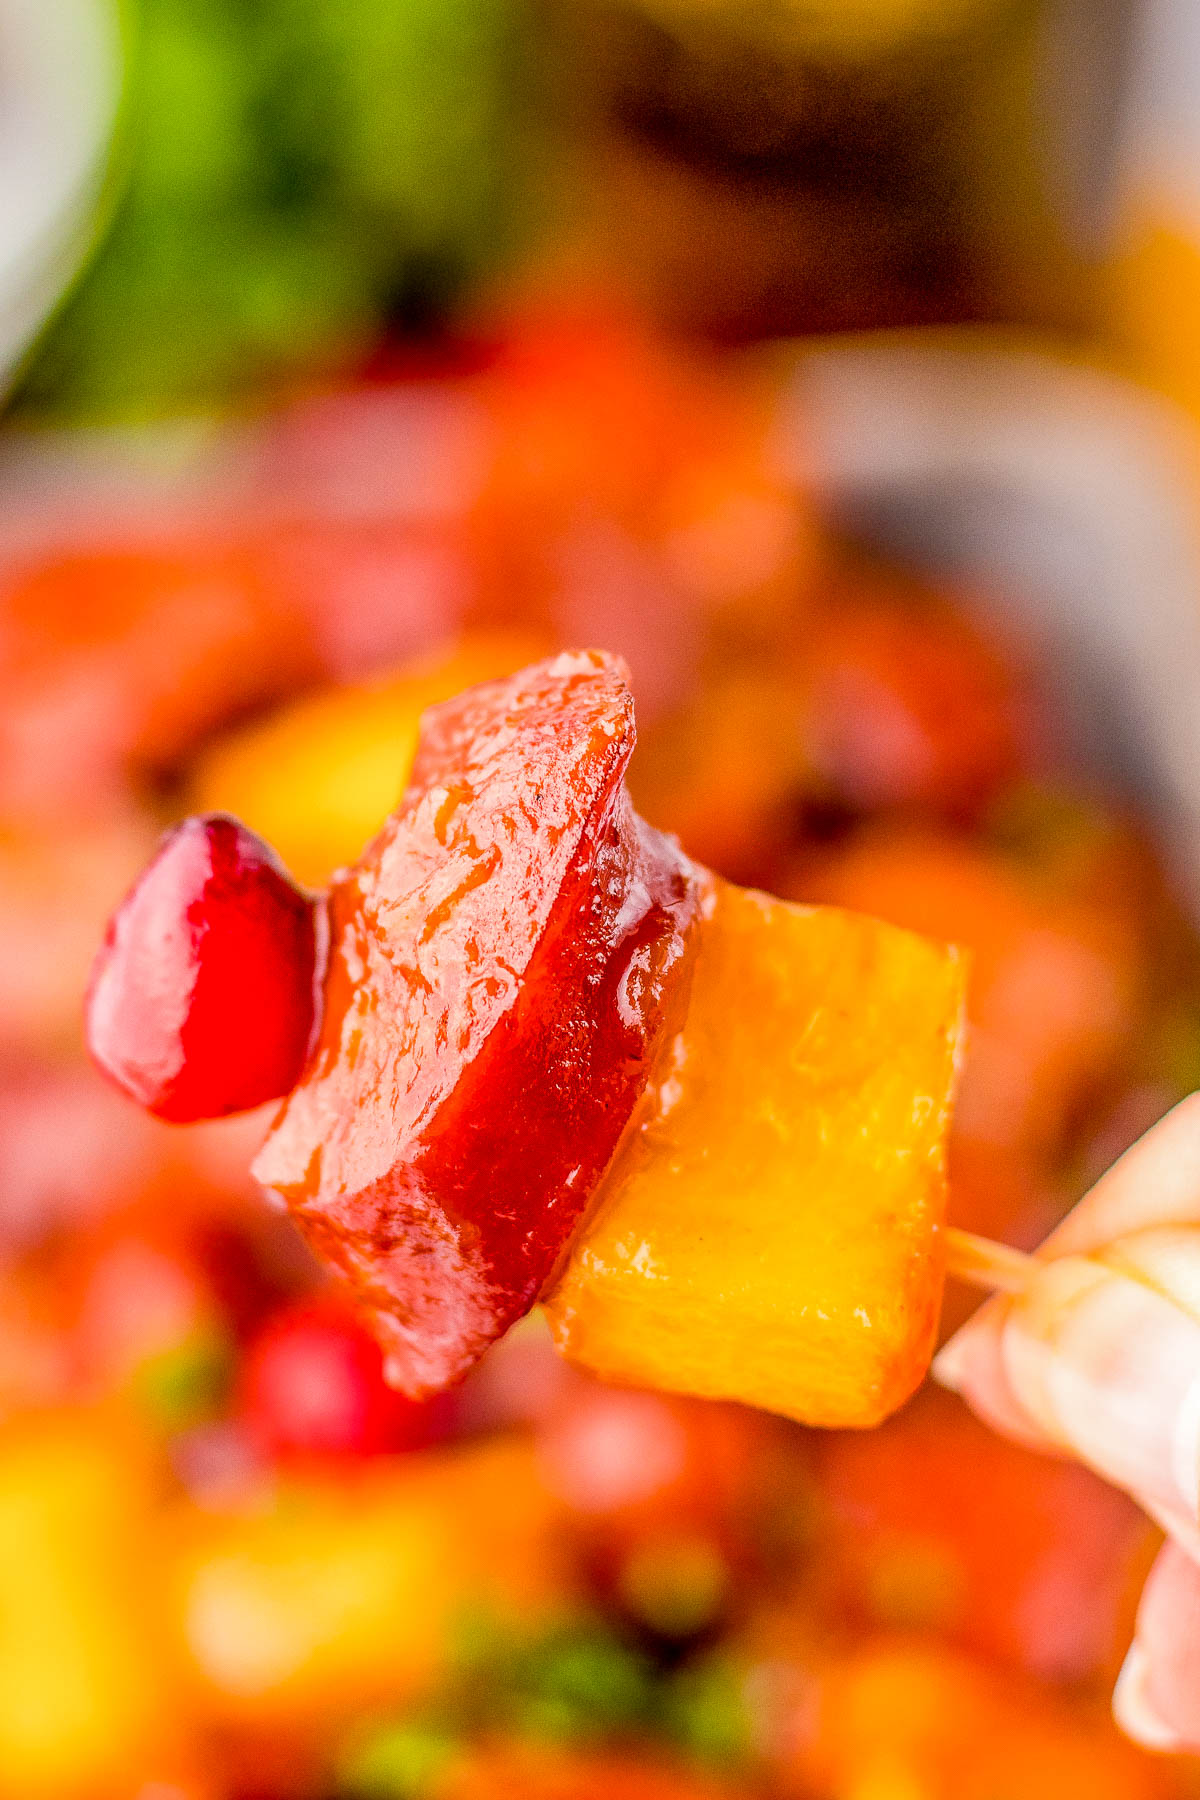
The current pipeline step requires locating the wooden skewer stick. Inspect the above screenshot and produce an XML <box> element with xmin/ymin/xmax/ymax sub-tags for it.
<box><xmin>944</xmin><ymin>1226</ymin><xmax>1038</xmax><ymax>1296</ymax></box>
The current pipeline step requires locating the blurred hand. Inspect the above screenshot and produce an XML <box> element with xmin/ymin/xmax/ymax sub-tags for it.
<box><xmin>935</xmin><ymin>1093</ymin><xmax>1200</xmax><ymax>1751</ymax></box>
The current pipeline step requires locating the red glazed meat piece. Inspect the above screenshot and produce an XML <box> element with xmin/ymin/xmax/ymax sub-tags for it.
<box><xmin>252</xmin><ymin>651</ymin><xmax>702</xmax><ymax>1397</ymax></box>
<box><xmin>86</xmin><ymin>815</ymin><xmax>321</xmax><ymax>1123</ymax></box>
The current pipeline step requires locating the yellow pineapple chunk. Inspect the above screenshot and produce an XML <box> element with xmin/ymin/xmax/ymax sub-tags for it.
<box><xmin>545</xmin><ymin>879</ymin><xmax>965</xmax><ymax>1427</ymax></box>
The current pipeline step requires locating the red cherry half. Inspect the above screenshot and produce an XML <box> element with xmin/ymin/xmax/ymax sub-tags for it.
<box><xmin>239</xmin><ymin>1296</ymin><xmax>453</xmax><ymax>1459</ymax></box>
<box><xmin>86</xmin><ymin>813</ymin><xmax>321</xmax><ymax>1123</ymax></box>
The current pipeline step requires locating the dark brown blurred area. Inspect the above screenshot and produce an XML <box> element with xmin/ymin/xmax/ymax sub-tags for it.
<box><xmin>524</xmin><ymin>0</ymin><xmax>1135</xmax><ymax>339</ymax></box>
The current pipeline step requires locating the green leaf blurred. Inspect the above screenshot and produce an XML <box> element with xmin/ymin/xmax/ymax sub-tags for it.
<box><xmin>131</xmin><ymin>1324</ymin><xmax>235</xmax><ymax>1432</ymax></box>
<box><xmin>661</xmin><ymin>1653</ymin><xmax>755</xmax><ymax>1772</ymax></box>
<box><xmin>17</xmin><ymin>0</ymin><xmax>526</xmax><ymax>420</ymax></box>
<box><xmin>338</xmin><ymin>1716</ymin><xmax>462</xmax><ymax>1799</ymax></box>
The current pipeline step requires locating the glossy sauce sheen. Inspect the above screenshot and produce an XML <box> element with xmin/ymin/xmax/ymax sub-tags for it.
<box><xmin>253</xmin><ymin>652</ymin><xmax>702</xmax><ymax>1396</ymax></box>
<box><xmin>86</xmin><ymin>814</ymin><xmax>320</xmax><ymax>1122</ymax></box>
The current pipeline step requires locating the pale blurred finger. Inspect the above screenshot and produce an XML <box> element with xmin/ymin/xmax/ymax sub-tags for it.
<box><xmin>932</xmin><ymin>1294</ymin><xmax>1058</xmax><ymax>1452</ymax></box>
<box><xmin>998</xmin><ymin>1252</ymin><xmax>1200</xmax><ymax>1520</ymax></box>
<box><xmin>1040</xmin><ymin>1092</ymin><xmax>1200</xmax><ymax>1260</ymax></box>
<box><xmin>935</xmin><ymin>1096</ymin><xmax>1200</xmax><ymax>1460</ymax></box>
<box><xmin>938</xmin><ymin>1228</ymin><xmax>1200</xmax><ymax>1518</ymax></box>
<box><xmin>1115</xmin><ymin>1540</ymin><xmax>1200</xmax><ymax>1752</ymax></box>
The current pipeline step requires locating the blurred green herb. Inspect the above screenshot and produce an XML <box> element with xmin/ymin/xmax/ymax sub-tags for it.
<box><xmin>446</xmin><ymin>1607</ymin><xmax>658</xmax><ymax>1743</ymax></box>
<box><xmin>498</xmin><ymin>1618</ymin><xmax>659</xmax><ymax>1744</ymax></box>
<box><xmin>342</xmin><ymin>1604</ymin><xmax>758</xmax><ymax>1786</ymax></box>
<box><xmin>131</xmin><ymin>1324</ymin><xmax>234</xmax><ymax>1431</ymax></box>
<box><xmin>982</xmin><ymin>780</ymin><xmax>1118</xmax><ymax>892</ymax></box>
<box><xmin>338</xmin><ymin>1715</ymin><xmax>462</xmax><ymax>1799</ymax></box>
<box><xmin>661</xmin><ymin>1653</ymin><xmax>755</xmax><ymax>1771</ymax></box>
<box><xmin>18</xmin><ymin>0</ymin><xmax>527</xmax><ymax>420</ymax></box>
<box><xmin>616</xmin><ymin>1534</ymin><xmax>731</xmax><ymax>1639</ymax></box>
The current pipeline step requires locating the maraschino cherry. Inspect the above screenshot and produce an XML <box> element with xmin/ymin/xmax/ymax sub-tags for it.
<box><xmin>86</xmin><ymin>813</ymin><xmax>321</xmax><ymax>1122</ymax></box>
<box><xmin>239</xmin><ymin>1295</ymin><xmax>453</xmax><ymax>1460</ymax></box>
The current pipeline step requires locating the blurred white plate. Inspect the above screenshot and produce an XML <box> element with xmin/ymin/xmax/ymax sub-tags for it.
<box><xmin>0</xmin><ymin>0</ymin><xmax>121</xmax><ymax>384</ymax></box>
<box><xmin>784</xmin><ymin>337</ymin><xmax>1200</xmax><ymax>907</ymax></box>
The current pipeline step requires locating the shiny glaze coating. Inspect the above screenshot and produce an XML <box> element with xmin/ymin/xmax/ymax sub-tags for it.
<box><xmin>253</xmin><ymin>652</ymin><xmax>702</xmax><ymax>1396</ymax></box>
<box><xmin>85</xmin><ymin>814</ymin><xmax>321</xmax><ymax>1122</ymax></box>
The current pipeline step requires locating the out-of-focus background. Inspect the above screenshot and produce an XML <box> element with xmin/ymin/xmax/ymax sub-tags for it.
<box><xmin>6</xmin><ymin>2</ymin><xmax>1200</xmax><ymax>1796</ymax></box>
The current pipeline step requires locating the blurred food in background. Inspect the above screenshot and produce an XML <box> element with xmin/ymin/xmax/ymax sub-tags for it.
<box><xmin>2</xmin><ymin>0</ymin><xmax>1200</xmax><ymax>1793</ymax></box>
<box><xmin>536</xmin><ymin>0</ymin><xmax>1096</xmax><ymax>337</ymax></box>
<box><xmin>15</xmin><ymin>0</ymin><xmax>525</xmax><ymax>419</ymax></box>
<box><xmin>3</xmin><ymin>303</ymin><xmax>1200</xmax><ymax>1795</ymax></box>
<box><xmin>1110</xmin><ymin>0</ymin><xmax>1200</xmax><ymax>420</ymax></box>
<box><xmin>10</xmin><ymin>0</ymin><xmax>1134</xmax><ymax>418</ymax></box>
